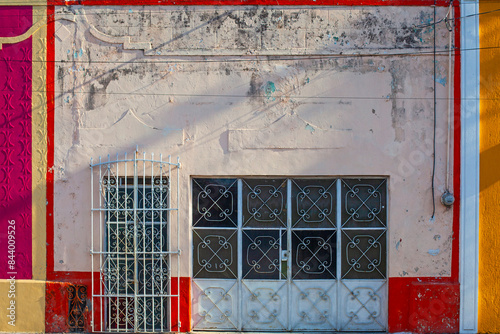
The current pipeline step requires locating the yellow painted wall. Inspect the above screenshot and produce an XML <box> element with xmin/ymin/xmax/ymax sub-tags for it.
<box><xmin>32</xmin><ymin>4</ymin><xmax>47</xmax><ymax>281</ymax></box>
<box><xmin>479</xmin><ymin>1</ymin><xmax>500</xmax><ymax>332</ymax></box>
<box><xmin>0</xmin><ymin>280</ymin><xmax>45</xmax><ymax>333</ymax></box>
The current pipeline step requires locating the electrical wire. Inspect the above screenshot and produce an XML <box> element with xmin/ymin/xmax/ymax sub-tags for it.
<box><xmin>3</xmin><ymin>0</ymin><xmax>500</xmax><ymax>66</ymax></box>
<box><xmin>431</xmin><ymin>1</ymin><xmax>437</xmax><ymax>221</ymax></box>
<box><xmin>417</xmin><ymin>4</ymin><xmax>500</xmax><ymax>28</ymax></box>
<box><xmin>2</xmin><ymin>1</ymin><xmax>499</xmax><ymax>21</ymax></box>
<box><xmin>445</xmin><ymin>0</ymin><xmax>453</xmax><ymax>192</ymax></box>
<box><xmin>414</xmin><ymin>0</ymin><xmax>453</xmax><ymax>28</ymax></box>
<box><xmin>0</xmin><ymin>88</ymin><xmax>481</xmax><ymax>100</ymax></box>
<box><xmin>3</xmin><ymin>45</ymin><xmax>500</xmax><ymax>66</ymax></box>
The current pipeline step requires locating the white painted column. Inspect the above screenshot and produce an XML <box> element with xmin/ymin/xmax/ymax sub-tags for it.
<box><xmin>460</xmin><ymin>0</ymin><xmax>480</xmax><ymax>332</ymax></box>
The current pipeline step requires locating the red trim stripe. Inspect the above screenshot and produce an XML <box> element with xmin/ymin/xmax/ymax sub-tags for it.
<box><xmin>451</xmin><ymin>1</ymin><xmax>460</xmax><ymax>281</ymax></box>
<box><xmin>46</xmin><ymin>5</ymin><xmax>56</xmax><ymax>280</ymax></box>
<box><xmin>47</xmin><ymin>0</ymin><xmax>450</xmax><ymax>6</ymax></box>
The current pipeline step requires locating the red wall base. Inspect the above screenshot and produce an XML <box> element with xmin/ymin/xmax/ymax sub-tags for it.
<box><xmin>45</xmin><ymin>282</ymin><xmax>71</xmax><ymax>333</ymax></box>
<box><xmin>45</xmin><ymin>273</ymin><xmax>190</xmax><ymax>333</ymax></box>
<box><xmin>45</xmin><ymin>274</ymin><xmax>459</xmax><ymax>333</ymax></box>
<box><xmin>45</xmin><ymin>274</ymin><xmax>93</xmax><ymax>333</ymax></box>
<box><xmin>172</xmin><ymin>277</ymin><xmax>192</xmax><ymax>332</ymax></box>
<box><xmin>389</xmin><ymin>277</ymin><xmax>459</xmax><ymax>333</ymax></box>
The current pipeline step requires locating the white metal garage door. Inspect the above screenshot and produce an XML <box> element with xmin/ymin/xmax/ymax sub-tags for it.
<box><xmin>192</xmin><ymin>178</ymin><xmax>387</xmax><ymax>332</ymax></box>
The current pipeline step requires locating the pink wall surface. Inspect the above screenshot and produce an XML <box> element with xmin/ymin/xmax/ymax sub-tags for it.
<box><xmin>0</xmin><ymin>6</ymin><xmax>33</xmax><ymax>279</ymax></box>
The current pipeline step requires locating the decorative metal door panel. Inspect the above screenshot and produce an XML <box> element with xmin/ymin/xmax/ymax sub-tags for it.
<box><xmin>192</xmin><ymin>178</ymin><xmax>387</xmax><ymax>332</ymax></box>
<box><xmin>192</xmin><ymin>279</ymin><xmax>239</xmax><ymax>330</ymax></box>
<box><xmin>290</xmin><ymin>280</ymin><xmax>337</xmax><ymax>330</ymax></box>
<box><xmin>241</xmin><ymin>280</ymin><xmax>288</xmax><ymax>330</ymax></box>
<box><xmin>339</xmin><ymin>280</ymin><xmax>387</xmax><ymax>331</ymax></box>
<box><xmin>242</xmin><ymin>229</ymin><xmax>286</xmax><ymax>280</ymax></box>
<box><xmin>91</xmin><ymin>153</ymin><xmax>180</xmax><ymax>333</ymax></box>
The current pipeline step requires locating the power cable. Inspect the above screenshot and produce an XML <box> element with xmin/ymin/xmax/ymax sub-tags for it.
<box><xmin>3</xmin><ymin>45</ymin><xmax>500</xmax><ymax>66</ymax></box>
<box><xmin>431</xmin><ymin>0</ymin><xmax>437</xmax><ymax>221</ymax></box>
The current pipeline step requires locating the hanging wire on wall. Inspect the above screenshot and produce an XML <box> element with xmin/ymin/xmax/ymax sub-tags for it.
<box><xmin>430</xmin><ymin>0</ymin><xmax>438</xmax><ymax>221</ymax></box>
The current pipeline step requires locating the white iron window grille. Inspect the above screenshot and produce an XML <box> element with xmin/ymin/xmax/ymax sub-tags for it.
<box><xmin>90</xmin><ymin>152</ymin><xmax>181</xmax><ymax>333</ymax></box>
<box><xmin>192</xmin><ymin>178</ymin><xmax>387</xmax><ymax>332</ymax></box>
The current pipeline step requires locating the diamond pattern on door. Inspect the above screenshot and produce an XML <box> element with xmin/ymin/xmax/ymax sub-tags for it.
<box><xmin>341</xmin><ymin>179</ymin><xmax>387</xmax><ymax>228</ymax></box>
<box><xmin>193</xmin><ymin>178</ymin><xmax>238</xmax><ymax>228</ymax></box>
<box><xmin>242</xmin><ymin>179</ymin><xmax>287</xmax><ymax>228</ymax></box>
<box><xmin>241</xmin><ymin>280</ymin><xmax>288</xmax><ymax>331</ymax></box>
<box><xmin>339</xmin><ymin>280</ymin><xmax>387</xmax><ymax>331</ymax></box>
<box><xmin>342</xmin><ymin>229</ymin><xmax>387</xmax><ymax>280</ymax></box>
<box><xmin>193</xmin><ymin>229</ymin><xmax>238</xmax><ymax>279</ymax></box>
<box><xmin>292</xmin><ymin>179</ymin><xmax>336</xmax><ymax>228</ymax></box>
<box><xmin>291</xmin><ymin>280</ymin><xmax>337</xmax><ymax>330</ymax></box>
<box><xmin>243</xmin><ymin>229</ymin><xmax>286</xmax><ymax>279</ymax></box>
<box><xmin>292</xmin><ymin>230</ymin><xmax>336</xmax><ymax>279</ymax></box>
<box><xmin>192</xmin><ymin>279</ymin><xmax>238</xmax><ymax>330</ymax></box>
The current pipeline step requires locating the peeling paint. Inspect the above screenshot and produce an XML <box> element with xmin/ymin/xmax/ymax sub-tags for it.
<box><xmin>305</xmin><ymin>123</ymin><xmax>315</xmax><ymax>133</ymax></box>
<box><xmin>433</xmin><ymin>75</ymin><xmax>447</xmax><ymax>86</ymax></box>
<box><xmin>263</xmin><ymin>81</ymin><xmax>276</xmax><ymax>100</ymax></box>
<box><xmin>428</xmin><ymin>249</ymin><xmax>440</xmax><ymax>256</ymax></box>
<box><xmin>73</xmin><ymin>48</ymin><xmax>84</xmax><ymax>58</ymax></box>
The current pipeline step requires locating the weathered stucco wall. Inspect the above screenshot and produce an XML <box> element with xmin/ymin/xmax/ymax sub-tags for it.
<box><xmin>52</xmin><ymin>5</ymin><xmax>454</xmax><ymax>278</ymax></box>
<box><xmin>479</xmin><ymin>1</ymin><xmax>500</xmax><ymax>331</ymax></box>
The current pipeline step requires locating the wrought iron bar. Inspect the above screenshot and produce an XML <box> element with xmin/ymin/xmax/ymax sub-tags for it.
<box><xmin>286</xmin><ymin>179</ymin><xmax>292</xmax><ymax>331</ymax></box>
<box><xmin>237</xmin><ymin>179</ymin><xmax>243</xmax><ymax>330</ymax></box>
<box><xmin>90</xmin><ymin>157</ymin><xmax>95</xmax><ymax>332</ymax></box>
<box><xmin>336</xmin><ymin>179</ymin><xmax>342</xmax><ymax>330</ymax></box>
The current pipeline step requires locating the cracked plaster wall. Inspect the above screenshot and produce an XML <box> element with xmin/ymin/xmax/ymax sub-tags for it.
<box><xmin>52</xmin><ymin>5</ymin><xmax>455</xmax><ymax>278</ymax></box>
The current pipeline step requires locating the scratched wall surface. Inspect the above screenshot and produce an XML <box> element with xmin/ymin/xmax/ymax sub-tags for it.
<box><xmin>52</xmin><ymin>5</ymin><xmax>454</xmax><ymax>278</ymax></box>
<box><xmin>0</xmin><ymin>6</ymin><xmax>33</xmax><ymax>280</ymax></box>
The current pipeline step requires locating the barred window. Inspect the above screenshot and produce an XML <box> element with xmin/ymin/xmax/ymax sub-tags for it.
<box><xmin>90</xmin><ymin>154</ymin><xmax>180</xmax><ymax>333</ymax></box>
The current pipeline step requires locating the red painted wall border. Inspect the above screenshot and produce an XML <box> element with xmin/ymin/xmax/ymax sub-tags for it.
<box><xmin>387</xmin><ymin>2</ymin><xmax>461</xmax><ymax>332</ymax></box>
<box><xmin>44</xmin><ymin>1</ymin><xmax>461</xmax><ymax>332</ymax></box>
<box><xmin>45</xmin><ymin>0</ymin><xmax>449</xmax><ymax>286</ymax></box>
<box><xmin>46</xmin><ymin>5</ymin><xmax>56</xmax><ymax>280</ymax></box>
<box><xmin>48</xmin><ymin>0</ymin><xmax>450</xmax><ymax>6</ymax></box>
<box><xmin>451</xmin><ymin>0</ymin><xmax>461</xmax><ymax>283</ymax></box>
<box><xmin>46</xmin><ymin>272</ymin><xmax>190</xmax><ymax>332</ymax></box>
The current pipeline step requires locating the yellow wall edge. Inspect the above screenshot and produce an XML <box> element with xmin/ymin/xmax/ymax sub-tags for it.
<box><xmin>479</xmin><ymin>1</ymin><xmax>500</xmax><ymax>332</ymax></box>
<box><xmin>0</xmin><ymin>280</ymin><xmax>45</xmax><ymax>333</ymax></box>
<box><xmin>32</xmin><ymin>5</ymin><xmax>47</xmax><ymax>281</ymax></box>
<box><xmin>0</xmin><ymin>1</ymin><xmax>47</xmax><ymax>5</ymax></box>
